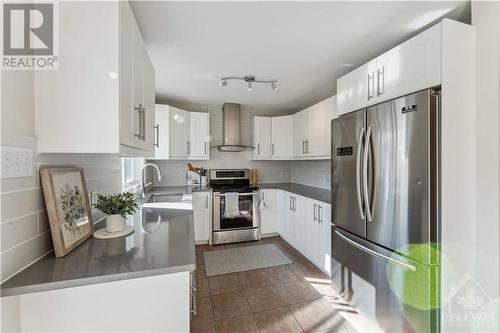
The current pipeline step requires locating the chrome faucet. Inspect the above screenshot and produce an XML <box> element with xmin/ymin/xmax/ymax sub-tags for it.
<box><xmin>141</xmin><ymin>163</ymin><xmax>163</xmax><ymax>199</ymax></box>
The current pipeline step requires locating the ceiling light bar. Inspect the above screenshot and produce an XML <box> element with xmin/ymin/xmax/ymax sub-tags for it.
<box><xmin>219</xmin><ymin>75</ymin><xmax>278</xmax><ymax>91</ymax></box>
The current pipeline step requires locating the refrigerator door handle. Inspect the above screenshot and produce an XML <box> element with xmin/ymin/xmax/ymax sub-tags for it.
<box><xmin>356</xmin><ymin>128</ymin><xmax>365</xmax><ymax>220</ymax></box>
<box><xmin>363</xmin><ymin>126</ymin><xmax>373</xmax><ymax>222</ymax></box>
<box><xmin>335</xmin><ymin>230</ymin><xmax>416</xmax><ymax>272</ymax></box>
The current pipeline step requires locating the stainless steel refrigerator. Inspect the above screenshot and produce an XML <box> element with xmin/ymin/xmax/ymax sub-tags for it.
<box><xmin>331</xmin><ymin>89</ymin><xmax>441</xmax><ymax>333</ymax></box>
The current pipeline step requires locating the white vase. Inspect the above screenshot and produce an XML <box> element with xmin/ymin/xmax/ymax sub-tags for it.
<box><xmin>106</xmin><ymin>214</ymin><xmax>125</xmax><ymax>233</ymax></box>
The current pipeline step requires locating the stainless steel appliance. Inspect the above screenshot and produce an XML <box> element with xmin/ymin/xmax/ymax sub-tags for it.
<box><xmin>331</xmin><ymin>89</ymin><xmax>441</xmax><ymax>332</ymax></box>
<box><xmin>210</xmin><ymin>169</ymin><xmax>260</xmax><ymax>245</ymax></box>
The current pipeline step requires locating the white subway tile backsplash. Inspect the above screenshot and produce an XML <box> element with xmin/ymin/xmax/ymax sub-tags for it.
<box><xmin>291</xmin><ymin>160</ymin><xmax>331</xmax><ymax>189</ymax></box>
<box><xmin>0</xmin><ymin>232</ymin><xmax>53</xmax><ymax>282</ymax></box>
<box><xmin>1</xmin><ymin>149</ymin><xmax>125</xmax><ymax>282</ymax></box>
<box><xmin>0</xmin><ymin>188</ymin><xmax>45</xmax><ymax>222</ymax></box>
<box><xmin>1</xmin><ymin>214</ymin><xmax>39</xmax><ymax>252</ymax></box>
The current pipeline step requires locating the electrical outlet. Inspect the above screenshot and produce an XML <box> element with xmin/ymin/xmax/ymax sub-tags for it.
<box><xmin>1</xmin><ymin>146</ymin><xmax>34</xmax><ymax>178</ymax></box>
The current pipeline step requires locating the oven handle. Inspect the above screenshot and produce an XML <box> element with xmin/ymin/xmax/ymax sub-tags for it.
<box><xmin>213</xmin><ymin>192</ymin><xmax>258</xmax><ymax>197</ymax></box>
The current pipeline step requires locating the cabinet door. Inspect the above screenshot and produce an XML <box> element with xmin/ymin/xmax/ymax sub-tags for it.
<box><xmin>253</xmin><ymin>117</ymin><xmax>272</xmax><ymax>159</ymax></box>
<box><xmin>154</xmin><ymin>105</ymin><xmax>169</xmax><ymax>159</ymax></box>
<box><xmin>292</xmin><ymin>195</ymin><xmax>306</xmax><ymax>253</ymax></box>
<box><xmin>282</xmin><ymin>192</ymin><xmax>295</xmax><ymax>244</ymax></box>
<box><xmin>193</xmin><ymin>192</ymin><xmax>211</xmax><ymax>243</ymax></box>
<box><xmin>307</xmin><ymin>96</ymin><xmax>337</xmax><ymax>157</ymax></box>
<box><xmin>305</xmin><ymin>199</ymin><xmax>321</xmax><ymax>265</ymax></box>
<box><xmin>376</xmin><ymin>23</ymin><xmax>441</xmax><ymax>103</ymax></box>
<box><xmin>189</xmin><ymin>112</ymin><xmax>210</xmax><ymax>160</ymax></box>
<box><xmin>169</xmin><ymin>107</ymin><xmax>190</xmax><ymax>159</ymax></box>
<box><xmin>132</xmin><ymin>21</ymin><xmax>145</xmax><ymax>148</ymax></box>
<box><xmin>260</xmin><ymin>189</ymin><xmax>277</xmax><ymax>234</ymax></box>
<box><xmin>318</xmin><ymin>203</ymin><xmax>331</xmax><ymax>275</ymax></box>
<box><xmin>336</xmin><ymin>59</ymin><xmax>377</xmax><ymax>116</ymax></box>
<box><xmin>142</xmin><ymin>53</ymin><xmax>155</xmax><ymax>152</ymax></box>
<box><xmin>271</xmin><ymin>116</ymin><xmax>293</xmax><ymax>159</ymax></box>
<box><xmin>275</xmin><ymin>190</ymin><xmax>285</xmax><ymax>235</ymax></box>
<box><xmin>293</xmin><ymin>110</ymin><xmax>309</xmax><ymax>157</ymax></box>
<box><xmin>119</xmin><ymin>1</ymin><xmax>135</xmax><ymax>148</ymax></box>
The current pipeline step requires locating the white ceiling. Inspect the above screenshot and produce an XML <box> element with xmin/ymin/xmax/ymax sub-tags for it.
<box><xmin>131</xmin><ymin>1</ymin><xmax>470</xmax><ymax>113</ymax></box>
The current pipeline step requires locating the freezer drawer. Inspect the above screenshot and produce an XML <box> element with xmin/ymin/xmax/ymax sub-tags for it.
<box><xmin>331</xmin><ymin>227</ymin><xmax>439</xmax><ymax>333</ymax></box>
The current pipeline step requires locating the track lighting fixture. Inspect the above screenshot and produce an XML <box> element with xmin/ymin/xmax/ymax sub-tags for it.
<box><xmin>219</xmin><ymin>75</ymin><xmax>278</xmax><ymax>92</ymax></box>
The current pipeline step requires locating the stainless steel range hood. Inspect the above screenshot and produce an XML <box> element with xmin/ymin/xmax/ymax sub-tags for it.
<box><xmin>213</xmin><ymin>103</ymin><xmax>254</xmax><ymax>152</ymax></box>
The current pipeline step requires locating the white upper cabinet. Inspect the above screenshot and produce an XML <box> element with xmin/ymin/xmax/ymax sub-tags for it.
<box><xmin>253</xmin><ymin>117</ymin><xmax>272</xmax><ymax>159</ymax></box>
<box><xmin>293</xmin><ymin>97</ymin><xmax>336</xmax><ymax>159</ymax></box>
<box><xmin>36</xmin><ymin>1</ymin><xmax>155</xmax><ymax>156</ymax></box>
<box><xmin>307</xmin><ymin>96</ymin><xmax>337</xmax><ymax>157</ymax></box>
<box><xmin>165</xmin><ymin>107</ymin><xmax>209</xmax><ymax>160</ymax></box>
<box><xmin>376</xmin><ymin>23</ymin><xmax>441</xmax><ymax>102</ymax></box>
<box><xmin>337</xmin><ymin>59</ymin><xmax>377</xmax><ymax>116</ymax></box>
<box><xmin>153</xmin><ymin>105</ymin><xmax>170</xmax><ymax>159</ymax></box>
<box><xmin>271</xmin><ymin>116</ymin><xmax>293</xmax><ymax>159</ymax></box>
<box><xmin>169</xmin><ymin>107</ymin><xmax>190</xmax><ymax>159</ymax></box>
<box><xmin>293</xmin><ymin>109</ymin><xmax>310</xmax><ymax>158</ymax></box>
<box><xmin>337</xmin><ymin>22</ymin><xmax>442</xmax><ymax>116</ymax></box>
<box><xmin>189</xmin><ymin>112</ymin><xmax>210</xmax><ymax>160</ymax></box>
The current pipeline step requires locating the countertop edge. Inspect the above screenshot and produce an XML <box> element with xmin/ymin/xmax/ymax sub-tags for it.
<box><xmin>1</xmin><ymin>264</ymin><xmax>196</xmax><ymax>298</ymax></box>
<box><xmin>258</xmin><ymin>183</ymin><xmax>331</xmax><ymax>204</ymax></box>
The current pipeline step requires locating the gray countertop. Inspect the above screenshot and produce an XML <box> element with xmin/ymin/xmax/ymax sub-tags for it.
<box><xmin>150</xmin><ymin>183</ymin><xmax>330</xmax><ymax>204</ymax></box>
<box><xmin>1</xmin><ymin>195</ymin><xmax>196</xmax><ymax>297</ymax></box>
<box><xmin>258</xmin><ymin>183</ymin><xmax>331</xmax><ymax>204</ymax></box>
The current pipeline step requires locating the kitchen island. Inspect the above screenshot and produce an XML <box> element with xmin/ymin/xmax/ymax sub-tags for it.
<box><xmin>1</xmin><ymin>193</ymin><xmax>196</xmax><ymax>332</ymax></box>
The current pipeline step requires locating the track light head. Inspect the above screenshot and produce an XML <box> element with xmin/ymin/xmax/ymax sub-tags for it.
<box><xmin>219</xmin><ymin>80</ymin><xmax>228</xmax><ymax>87</ymax></box>
<box><xmin>247</xmin><ymin>82</ymin><xmax>252</xmax><ymax>91</ymax></box>
<box><xmin>271</xmin><ymin>82</ymin><xmax>278</xmax><ymax>90</ymax></box>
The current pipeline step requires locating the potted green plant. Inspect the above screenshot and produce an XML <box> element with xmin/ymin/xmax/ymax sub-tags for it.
<box><xmin>93</xmin><ymin>192</ymin><xmax>138</xmax><ymax>232</ymax></box>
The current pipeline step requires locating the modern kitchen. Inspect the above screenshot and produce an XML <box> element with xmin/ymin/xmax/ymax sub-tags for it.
<box><xmin>1</xmin><ymin>1</ymin><xmax>499</xmax><ymax>333</ymax></box>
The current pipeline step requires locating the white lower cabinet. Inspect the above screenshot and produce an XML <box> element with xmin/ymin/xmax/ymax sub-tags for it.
<box><xmin>192</xmin><ymin>192</ymin><xmax>212</xmax><ymax>243</ymax></box>
<box><xmin>259</xmin><ymin>189</ymin><xmax>282</xmax><ymax>235</ymax></box>
<box><xmin>267</xmin><ymin>189</ymin><xmax>331</xmax><ymax>275</ymax></box>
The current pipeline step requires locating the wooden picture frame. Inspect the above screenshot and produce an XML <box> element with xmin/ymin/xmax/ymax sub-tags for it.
<box><xmin>40</xmin><ymin>167</ymin><xmax>94</xmax><ymax>258</ymax></box>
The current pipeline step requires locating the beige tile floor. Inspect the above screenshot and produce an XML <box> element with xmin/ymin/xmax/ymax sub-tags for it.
<box><xmin>191</xmin><ymin>236</ymin><xmax>377</xmax><ymax>333</ymax></box>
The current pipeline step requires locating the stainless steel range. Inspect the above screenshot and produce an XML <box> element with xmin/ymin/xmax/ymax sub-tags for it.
<box><xmin>209</xmin><ymin>169</ymin><xmax>260</xmax><ymax>245</ymax></box>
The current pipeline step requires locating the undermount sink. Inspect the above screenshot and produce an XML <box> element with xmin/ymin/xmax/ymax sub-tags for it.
<box><xmin>145</xmin><ymin>193</ymin><xmax>186</xmax><ymax>203</ymax></box>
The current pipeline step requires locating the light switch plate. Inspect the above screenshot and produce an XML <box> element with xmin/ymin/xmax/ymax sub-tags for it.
<box><xmin>1</xmin><ymin>146</ymin><xmax>34</xmax><ymax>178</ymax></box>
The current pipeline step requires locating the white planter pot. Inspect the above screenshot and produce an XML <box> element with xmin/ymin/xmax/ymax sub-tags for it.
<box><xmin>106</xmin><ymin>214</ymin><xmax>125</xmax><ymax>233</ymax></box>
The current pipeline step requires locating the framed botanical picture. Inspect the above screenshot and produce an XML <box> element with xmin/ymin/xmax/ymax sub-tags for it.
<box><xmin>40</xmin><ymin>167</ymin><xmax>94</xmax><ymax>257</ymax></box>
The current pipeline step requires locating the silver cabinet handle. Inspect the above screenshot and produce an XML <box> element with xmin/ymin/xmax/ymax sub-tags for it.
<box><xmin>356</xmin><ymin>128</ymin><xmax>365</xmax><ymax>220</ymax></box>
<box><xmin>363</xmin><ymin>126</ymin><xmax>373</xmax><ymax>222</ymax></box>
<box><xmin>154</xmin><ymin>124</ymin><xmax>159</xmax><ymax>147</ymax></box>
<box><xmin>272</xmin><ymin>143</ymin><xmax>275</xmax><ymax>156</ymax></box>
<box><xmin>289</xmin><ymin>196</ymin><xmax>293</xmax><ymax>211</ymax></box>
<box><xmin>377</xmin><ymin>67</ymin><xmax>384</xmax><ymax>96</ymax></box>
<box><xmin>293</xmin><ymin>197</ymin><xmax>296</xmax><ymax>212</ymax></box>
<box><xmin>319</xmin><ymin>205</ymin><xmax>323</xmax><ymax>224</ymax></box>
<box><xmin>313</xmin><ymin>203</ymin><xmax>317</xmax><ymax>221</ymax></box>
<box><xmin>367</xmin><ymin>72</ymin><xmax>374</xmax><ymax>100</ymax></box>
<box><xmin>306</xmin><ymin>140</ymin><xmax>309</xmax><ymax>154</ymax></box>
<box><xmin>302</xmin><ymin>140</ymin><xmax>305</xmax><ymax>154</ymax></box>
<box><xmin>204</xmin><ymin>141</ymin><xmax>207</xmax><ymax>155</ymax></box>
<box><xmin>190</xmin><ymin>272</ymin><xmax>197</xmax><ymax>315</ymax></box>
<box><xmin>257</xmin><ymin>143</ymin><xmax>260</xmax><ymax>155</ymax></box>
<box><xmin>205</xmin><ymin>195</ymin><xmax>208</xmax><ymax>209</ymax></box>
<box><xmin>142</xmin><ymin>106</ymin><xmax>146</xmax><ymax>141</ymax></box>
<box><xmin>134</xmin><ymin>104</ymin><xmax>143</xmax><ymax>139</ymax></box>
<box><xmin>335</xmin><ymin>230</ymin><xmax>416</xmax><ymax>271</ymax></box>
<box><xmin>187</xmin><ymin>141</ymin><xmax>190</xmax><ymax>154</ymax></box>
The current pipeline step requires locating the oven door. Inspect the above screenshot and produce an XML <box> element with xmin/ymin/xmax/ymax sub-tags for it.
<box><xmin>213</xmin><ymin>192</ymin><xmax>258</xmax><ymax>231</ymax></box>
